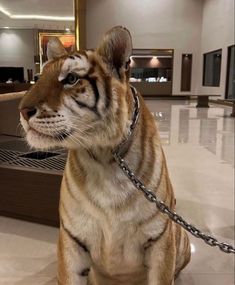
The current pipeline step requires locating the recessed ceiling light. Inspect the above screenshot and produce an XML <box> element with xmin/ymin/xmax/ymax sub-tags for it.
<box><xmin>0</xmin><ymin>5</ymin><xmax>74</xmax><ymax>21</ymax></box>
<box><xmin>0</xmin><ymin>6</ymin><xmax>10</xmax><ymax>16</ymax></box>
<box><xmin>12</xmin><ymin>15</ymin><xmax>74</xmax><ymax>21</ymax></box>
<box><xmin>3</xmin><ymin>26</ymin><xmax>10</xmax><ymax>29</ymax></box>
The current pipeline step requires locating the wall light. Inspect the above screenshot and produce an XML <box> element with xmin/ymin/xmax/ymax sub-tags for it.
<box><xmin>65</xmin><ymin>28</ymin><xmax>70</xmax><ymax>32</ymax></box>
<box><xmin>3</xmin><ymin>27</ymin><xmax>10</xmax><ymax>29</ymax></box>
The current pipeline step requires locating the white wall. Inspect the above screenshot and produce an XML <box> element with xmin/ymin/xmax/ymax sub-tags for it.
<box><xmin>0</xmin><ymin>29</ymin><xmax>35</xmax><ymax>80</ymax></box>
<box><xmin>199</xmin><ymin>0</ymin><xmax>234</xmax><ymax>97</ymax></box>
<box><xmin>86</xmin><ymin>0</ymin><xmax>203</xmax><ymax>95</ymax></box>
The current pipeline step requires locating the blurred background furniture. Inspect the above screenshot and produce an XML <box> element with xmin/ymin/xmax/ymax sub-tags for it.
<box><xmin>0</xmin><ymin>91</ymin><xmax>26</xmax><ymax>137</ymax></box>
<box><xmin>0</xmin><ymin>83</ymin><xmax>31</xmax><ymax>94</ymax></box>
<box><xmin>0</xmin><ymin>90</ymin><xmax>64</xmax><ymax>226</ymax></box>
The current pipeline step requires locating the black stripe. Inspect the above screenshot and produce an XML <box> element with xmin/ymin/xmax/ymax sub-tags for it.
<box><xmin>75</xmin><ymin>54</ymin><xmax>82</xmax><ymax>59</ymax></box>
<box><xmin>116</xmin><ymin>67</ymin><xmax>121</xmax><ymax>80</ymax></box>
<box><xmin>64</xmin><ymin>101</ymin><xmax>78</xmax><ymax>116</ymax></box>
<box><xmin>63</xmin><ymin>174</ymin><xmax>78</xmax><ymax>202</ymax></box>
<box><xmin>83</xmin><ymin>75</ymin><xmax>100</xmax><ymax>109</ymax></box>
<box><xmin>143</xmin><ymin>221</ymin><xmax>169</xmax><ymax>250</ymax></box>
<box><xmin>61</xmin><ymin>220</ymin><xmax>89</xmax><ymax>252</ymax></box>
<box><xmin>104</xmin><ymin>76</ymin><xmax>112</xmax><ymax>109</ymax></box>
<box><xmin>80</xmin><ymin>268</ymin><xmax>90</xmax><ymax>277</ymax></box>
<box><xmin>71</xmin><ymin>96</ymin><xmax>101</xmax><ymax>117</ymax></box>
<box><xmin>70</xmin><ymin>75</ymin><xmax>101</xmax><ymax>117</ymax></box>
<box><xmin>86</xmin><ymin>149</ymin><xmax>99</xmax><ymax>162</ymax></box>
<box><xmin>96</xmin><ymin>64</ymin><xmax>112</xmax><ymax>110</ymax></box>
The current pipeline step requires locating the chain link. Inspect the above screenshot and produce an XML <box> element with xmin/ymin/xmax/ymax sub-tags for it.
<box><xmin>112</xmin><ymin>86</ymin><xmax>235</xmax><ymax>255</ymax></box>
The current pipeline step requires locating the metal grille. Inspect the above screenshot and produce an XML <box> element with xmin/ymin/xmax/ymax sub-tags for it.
<box><xmin>0</xmin><ymin>149</ymin><xmax>22</xmax><ymax>163</ymax></box>
<box><xmin>5</xmin><ymin>154</ymin><xmax>66</xmax><ymax>171</ymax></box>
<box><xmin>0</xmin><ymin>142</ymin><xmax>66</xmax><ymax>172</ymax></box>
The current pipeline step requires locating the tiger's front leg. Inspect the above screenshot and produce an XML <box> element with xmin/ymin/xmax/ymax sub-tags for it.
<box><xmin>57</xmin><ymin>225</ymin><xmax>91</xmax><ymax>285</ymax></box>
<box><xmin>146</xmin><ymin>222</ymin><xmax>190</xmax><ymax>285</ymax></box>
<box><xmin>145</xmin><ymin>222</ymin><xmax>177</xmax><ymax>285</ymax></box>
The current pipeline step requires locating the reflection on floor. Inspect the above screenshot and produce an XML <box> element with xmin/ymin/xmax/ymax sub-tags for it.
<box><xmin>0</xmin><ymin>100</ymin><xmax>234</xmax><ymax>285</ymax></box>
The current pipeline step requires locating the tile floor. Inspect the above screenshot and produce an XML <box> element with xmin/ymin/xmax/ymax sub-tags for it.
<box><xmin>0</xmin><ymin>100</ymin><xmax>234</xmax><ymax>285</ymax></box>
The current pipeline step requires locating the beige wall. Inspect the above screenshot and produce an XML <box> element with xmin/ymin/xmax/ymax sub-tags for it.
<box><xmin>199</xmin><ymin>0</ymin><xmax>234</xmax><ymax>97</ymax></box>
<box><xmin>0</xmin><ymin>29</ymin><xmax>35</xmax><ymax>80</ymax></box>
<box><xmin>86</xmin><ymin>0</ymin><xmax>203</xmax><ymax>95</ymax></box>
<box><xmin>1</xmin><ymin>1</ymin><xmax>233</xmax><ymax>96</ymax></box>
<box><xmin>86</xmin><ymin>0</ymin><xmax>234</xmax><ymax>97</ymax></box>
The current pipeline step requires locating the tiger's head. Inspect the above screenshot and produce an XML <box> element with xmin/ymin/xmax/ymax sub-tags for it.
<box><xmin>19</xmin><ymin>26</ymin><xmax>134</xmax><ymax>151</ymax></box>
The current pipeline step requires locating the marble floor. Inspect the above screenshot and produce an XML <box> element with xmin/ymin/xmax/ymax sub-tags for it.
<box><xmin>0</xmin><ymin>100</ymin><xmax>234</xmax><ymax>285</ymax></box>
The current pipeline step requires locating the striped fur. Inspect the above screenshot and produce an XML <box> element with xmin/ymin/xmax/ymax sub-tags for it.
<box><xmin>19</xmin><ymin>26</ymin><xmax>190</xmax><ymax>285</ymax></box>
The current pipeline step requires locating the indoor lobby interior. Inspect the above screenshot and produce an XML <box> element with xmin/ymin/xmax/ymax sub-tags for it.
<box><xmin>0</xmin><ymin>1</ymin><xmax>234</xmax><ymax>285</ymax></box>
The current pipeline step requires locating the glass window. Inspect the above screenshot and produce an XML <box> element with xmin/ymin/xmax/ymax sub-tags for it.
<box><xmin>203</xmin><ymin>49</ymin><xmax>222</xmax><ymax>86</ymax></box>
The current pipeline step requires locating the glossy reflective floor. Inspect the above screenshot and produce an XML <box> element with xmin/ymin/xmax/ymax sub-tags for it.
<box><xmin>0</xmin><ymin>100</ymin><xmax>234</xmax><ymax>285</ymax></box>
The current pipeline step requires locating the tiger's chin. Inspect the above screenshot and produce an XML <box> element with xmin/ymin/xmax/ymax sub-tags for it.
<box><xmin>25</xmin><ymin>128</ymin><xmax>83</xmax><ymax>150</ymax></box>
<box><xmin>26</xmin><ymin>129</ymin><xmax>61</xmax><ymax>150</ymax></box>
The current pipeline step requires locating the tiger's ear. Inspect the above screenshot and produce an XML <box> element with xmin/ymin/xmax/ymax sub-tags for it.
<box><xmin>47</xmin><ymin>37</ymin><xmax>68</xmax><ymax>60</ymax></box>
<box><xmin>97</xmin><ymin>26</ymin><xmax>133</xmax><ymax>79</ymax></box>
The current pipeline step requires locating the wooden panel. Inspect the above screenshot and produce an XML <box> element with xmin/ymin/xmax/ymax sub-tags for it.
<box><xmin>131</xmin><ymin>82</ymin><xmax>172</xmax><ymax>96</ymax></box>
<box><xmin>0</xmin><ymin>167</ymin><xmax>62</xmax><ymax>226</ymax></box>
<box><xmin>181</xmin><ymin>54</ymin><xmax>192</xmax><ymax>91</ymax></box>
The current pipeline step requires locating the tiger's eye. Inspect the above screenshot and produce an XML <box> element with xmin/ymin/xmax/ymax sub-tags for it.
<box><xmin>67</xmin><ymin>73</ymin><xmax>79</xmax><ymax>85</ymax></box>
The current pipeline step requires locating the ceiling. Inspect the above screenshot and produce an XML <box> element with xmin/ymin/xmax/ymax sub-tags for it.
<box><xmin>0</xmin><ymin>0</ymin><xmax>74</xmax><ymax>29</ymax></box>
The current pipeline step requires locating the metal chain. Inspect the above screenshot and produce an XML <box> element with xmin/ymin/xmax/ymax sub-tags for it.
<box><xmin>112</xmin><ymin>86</ymin><xmax>235</xmax><ymax>254</ymax></box>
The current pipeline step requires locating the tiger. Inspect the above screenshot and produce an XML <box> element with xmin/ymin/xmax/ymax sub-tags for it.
<box><xmin>19</xmin><ymin>26</ymin><xmax>191</xmax><ymax>285</ymax></box>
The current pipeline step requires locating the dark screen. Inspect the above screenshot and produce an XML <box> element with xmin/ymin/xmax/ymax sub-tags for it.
<box><xmin>0</xmin><ymin>67</ymin><xmax>24</xmax><ymax>83</ymax></box>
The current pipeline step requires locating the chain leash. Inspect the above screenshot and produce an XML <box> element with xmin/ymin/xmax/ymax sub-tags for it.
<box><xmin>112</xmin><ymin>86</ymin><xmax>235</xmax><ymax>254</ymax></box>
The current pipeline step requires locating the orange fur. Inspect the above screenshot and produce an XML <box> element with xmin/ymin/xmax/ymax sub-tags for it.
<box><xmin>19</xmin><ymin>26</ymin><xmax>190</xmax><ymax>285</ymax></box>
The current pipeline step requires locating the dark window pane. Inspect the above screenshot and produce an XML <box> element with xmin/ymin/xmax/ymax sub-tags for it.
<box><xmin>203</xmin><ymin>49</ymin><xmax>222</xmax><ymax>86</ymax></box>
<box><xmin>181</xmin><ymin>54</ymin><xmax>192</xmax><ymax>91</ymax></box>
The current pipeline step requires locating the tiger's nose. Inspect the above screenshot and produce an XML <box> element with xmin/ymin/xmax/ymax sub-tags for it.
<box><xmin>20</xmin><ymin>108</ymin><xmax>37</xmax><ymax>121</ymax></box>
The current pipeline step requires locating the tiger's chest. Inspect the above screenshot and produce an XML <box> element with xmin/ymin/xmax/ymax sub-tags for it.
<box><xmin>89</xmin><ymin>219</ymin><xmax>146</xmax><ymax>275</ymax></box>
<box><xmin>61</xmin><ymin>162</ymin><xmax>163</xmax><ymax>275</ymax></box>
